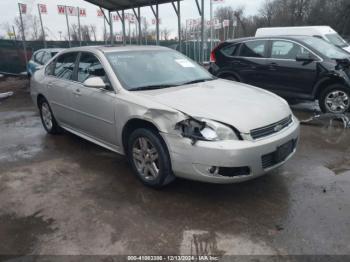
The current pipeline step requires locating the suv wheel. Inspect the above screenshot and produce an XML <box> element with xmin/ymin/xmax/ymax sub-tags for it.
<box><xmin>319</xmin><ymin>84</ymin><xmax>350</xmax><ymax>114</ymax></box>
<box><xmin>39</xmin><ymin>98</ymin><xmax>61</xmax><ymax>134</ymax></box>
<box><xmin>127</xmin><ymin>128</ymin><xmax>175</xmax><ymax>188</ymax></box>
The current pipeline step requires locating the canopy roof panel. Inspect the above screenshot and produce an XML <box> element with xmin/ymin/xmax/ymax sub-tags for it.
<box><xmin>84</xmin><ymin>0</ymin><xmax>177</xmax><ymax>11</ymax></box>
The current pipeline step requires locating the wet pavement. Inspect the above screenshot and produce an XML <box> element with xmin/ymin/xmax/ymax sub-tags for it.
<box><xmin>0</xmin><ymin>78</ymin><xmax>350</xmax><ymax>257</ymax></box>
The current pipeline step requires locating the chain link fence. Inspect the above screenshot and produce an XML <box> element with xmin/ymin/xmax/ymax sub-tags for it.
<box><xmin>0</xmin><ymin>39</ymin><xmax>218</xmax><ymax>75</ymax></box>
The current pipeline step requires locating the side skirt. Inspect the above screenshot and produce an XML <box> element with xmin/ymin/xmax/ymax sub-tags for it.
<box><xmin>60</xmin><ymin>123</ymin><xmax>124</xmax><ymax>156</ymax></box>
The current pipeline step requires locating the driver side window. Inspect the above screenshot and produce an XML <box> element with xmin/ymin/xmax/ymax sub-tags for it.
<box><xmin>77</xmin><ymin>53</ymin><xmax>107</xmax><ymax>84</ymax></box>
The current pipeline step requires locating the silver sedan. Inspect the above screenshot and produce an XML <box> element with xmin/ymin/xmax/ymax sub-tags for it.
<box><xmin>30</xmin><ymin>46</ymin><xmax>300</xmax><ymax>188</ymax></box>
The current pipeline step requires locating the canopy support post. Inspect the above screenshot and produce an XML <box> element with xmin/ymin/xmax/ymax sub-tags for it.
<box><xmin>132</xmin><ymin>7</ymin><xmax>142</xmax><ymax>45</ymax></box>
<box><xmin>195</xmin><ymin>0</ymin><xmax>204</xmax><ymax>63</ymax></box>
<box><xmin>172</xmin><ymin>1</ymin><xmax>182</xmax><ymax>53</ymax></box>
<box><xmin>150</xmin><ymin>5</ymin><xmax>159</xmax><ymax>45</ymax></box>
<box><xmin>117</xmin><ymin>10</ymin><xmax>126</xmax><ymax>45</ymax></box>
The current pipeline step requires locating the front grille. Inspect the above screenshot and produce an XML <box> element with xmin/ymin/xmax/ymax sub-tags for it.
<box><xmin>251</xmin><ymin>115</ymin><xmax>293</xmax><ymax>140</ymax></box>
<box><xmin>262</xmin><ymin>139</ymin><xmax>297</xmax><ymax>169</ymax></box>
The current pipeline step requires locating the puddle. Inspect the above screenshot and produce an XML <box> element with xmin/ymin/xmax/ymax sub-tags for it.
<box><xmin>0</xmin><ymin>212</ymin><xmax>56</xmax><ymax>254</ymax></box>
<box><xmin>180</xmin><ymin>230</ymin><xmax>276</xmax><ymax>256</ymax></box>
<box><xmin>327</xmin><ymin>158</ymin><xmax>350</xmax><ymax>175</ymax></box>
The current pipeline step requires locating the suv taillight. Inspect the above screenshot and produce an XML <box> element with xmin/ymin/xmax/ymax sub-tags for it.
<box><xmin>210</xmin><ymin>50</ymin><xmax>216</xmax><ymax>63</ymax></box>
<box><xmin>210</xmin><ymin>43</ymin><xmax>223</xmax><ymax>63</ymax></box>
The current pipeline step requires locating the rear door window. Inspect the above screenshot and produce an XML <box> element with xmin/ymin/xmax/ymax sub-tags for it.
<box><xmin>41</xmin><ymin>52</ymin><xmax>52</xmax><ymax>65</ymax></box>
<box><xmin>53</xmin><ymin>52</ymin><xmax>78</xmax><ymax>80</ymax></box>
<box><xmin>239</xmin><ymin>40</ymin><xmax>267</xmax><ymax>58</ymax></box>
<box><xmin>34</xmin><ymin>51</ymin><xmax>44</xmax><ymax>64</ymax></box>
<box><xmin>221</xmin><ymin>44</ymin><xmax>239</xmax><ymax>57</ymax></box>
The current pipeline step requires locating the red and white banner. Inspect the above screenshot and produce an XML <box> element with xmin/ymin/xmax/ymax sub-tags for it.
<box><xmin>58</xmin><ymin>5</ymin><xmax>86</xmax><ymax>17</ymax></box>
<box><xmin>79</xmin><ymin>8</ymin><xmax>87</xmax><ymax>17</ymax></box>
<box><xmin>112</xmin><ymin>14</ymin><xmax>120</xmax><ymax>21</ymax></box>
<box><xmin>125</xmin><ymin>13</ymin><xmax>135</xmax><ymax>23</ymax></box>
<box><xmin>38</xmin><ymin>4</ymin><xmax>47</xmax><ymax>14</ymax></box>
<box><xmin>223</xmin><ymin>19</ymin><xmax>230</xmax><ymax>27</ymax></box>
<box><xmin>115</xmin><ymin>34</ymin><xmax>123</xmax><ymax>42</ymax></box>
<box><xmin>19</xmin><ymin>3</ymin><xmax>27</xmax><ymax>14</ymax></box>
<box><xmin>152</xmin><ymin>18</ymin><xmax>161</xmax><ymax>25</ymax></box>
<box><xmin>214</xmin><ymin>19</ymin><xmax>221</xmax><ymax>29</ymax></box>
<box><xmin>97</xmin><ymin>9</ymin><xmax>104</xmax><ymax>17</ymax></box>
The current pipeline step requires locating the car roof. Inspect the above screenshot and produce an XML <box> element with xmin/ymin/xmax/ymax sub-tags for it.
<box><xmin>61</xmin><ymin>45</ymin><xmax>171</xmax><ymax>54</ymax></box>
<box><xmin>256</xmin><ymin>26</ymin><xmax>336</xmax><ymax>34</ymax></box>
<box><xmin>225</xmin><ymin>35</ymin><xmax>316</xmax><ymax>43</ymax></box>
<box><xmin>35</xmin><ymin>48</ymin><xmax>65</xmax><ymax>53</ymax></box>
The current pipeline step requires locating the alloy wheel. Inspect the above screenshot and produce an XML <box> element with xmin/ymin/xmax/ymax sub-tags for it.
<box><xmin>41</xmin><ymin>102</ymin><xmax>53</xmax><ymax>130</ymax></box>
<box><xmin>132</xmin><ymin>137</ymin><xmax>160</xmax><ymax>181</ymax></box>
<box><xmin>325</xmin><ymin>90</ymin><xmax>349</xmax><ymax>113</ymax></box>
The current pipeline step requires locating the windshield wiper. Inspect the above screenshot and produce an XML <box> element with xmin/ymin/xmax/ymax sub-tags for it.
<box><xmin>180</xmin><ymin>78</ymin><xmax>216</xmax><ymax>86</ymax></box>
<box><xmin>130</xmin><ymin>84</ymin><xmax>176</xmax><ymax>91</ymax></box>
<box><xmin>130</xmin><ymin>78</ymin><xmax>216</xmax><ymax>91</ymax></box>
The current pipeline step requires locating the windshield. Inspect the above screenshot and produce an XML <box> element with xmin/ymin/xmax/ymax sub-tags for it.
<box><xmin>106</xmin><ymin>50</ymin><xmax>214</xmax><ymax>91</ymax></box>
<box><xmin>300</xmin><ymin>36</ymin><xmax>349</xmax><ymax>59</ymax></box>
<box><xmin>326</xmin><ymin>33</ymin><xmax>349</xmax><ymax>48</ymax></box>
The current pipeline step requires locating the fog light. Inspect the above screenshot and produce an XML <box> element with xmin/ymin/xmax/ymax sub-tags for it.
<box><xmin>208</xmin><ymin>166</ymin><xmax>218</xmax><ymax>175</ymax></box>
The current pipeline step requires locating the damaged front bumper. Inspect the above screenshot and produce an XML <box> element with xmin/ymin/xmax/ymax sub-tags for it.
<box><xmin>161</xmin><ymin>117</ymin><xmax>300</xmax><ymax>184</ymax></box>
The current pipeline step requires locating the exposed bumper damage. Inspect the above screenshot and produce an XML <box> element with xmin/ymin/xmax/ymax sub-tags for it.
<box><xmin>160</xmin><ymin>115</ymin><xmax>300</xmax><ymax>184</ymax></box>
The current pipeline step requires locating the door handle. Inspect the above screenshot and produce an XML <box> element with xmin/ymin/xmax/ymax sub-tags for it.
<box><xmin>73</xmin><ymin>89</ymin><xmax>82</xmax><ymax>96</ymax></box>
<box><xmin>268</xmin><ymin>62</ymin><xmax>278</xmax><ymax>70</ymax></box>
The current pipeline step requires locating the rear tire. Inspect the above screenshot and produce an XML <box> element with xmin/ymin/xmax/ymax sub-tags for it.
<box><xmin>127</xmin><ymin>128</ymin><xmax>175</xmax><ymax>189</ymax></box>
<box><xmin>38</xmin><ymin>97</ymin><xmax>62</xmax><ymax>134</ymax></box>
<box><xmin>319</xmin><ymin>84</ymin><xmax>350</xmax><ymax>114</ymax></box>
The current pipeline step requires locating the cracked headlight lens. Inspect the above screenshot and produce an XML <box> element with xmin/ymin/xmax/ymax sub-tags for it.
<box><xmin>176</xmin><ymin>118</ymin><xmax>239</xmax><ymax>142</ymax></box>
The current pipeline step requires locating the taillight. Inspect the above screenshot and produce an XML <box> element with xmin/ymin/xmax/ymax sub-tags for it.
<box><xmin>210</xmin><ymin>50</ymin><xmax>216</xmax><ymax>63</ymax></box>
<box><xmin>210</xmin><ymin>43</ymin><xmax>223</xmax><ymax>63</ymax></box>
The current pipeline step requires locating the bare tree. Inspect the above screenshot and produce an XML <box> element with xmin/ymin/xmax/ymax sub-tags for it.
<box><xmin>142</xmin><ymin>18</ymin><xmax>149</xmax><ymax>41</ymax></box>
<box><xmin>81</xmin><ymin>25</ymin><xmax>91</xmax><ymax>41</ymax></box>
<box><xmin>161</xmin><ymin>28</ymin><xmax>171</xmax><ymax>40</ymax></box>
<box><xmin>90</xmin><ymin>25</ymin><xmax>97</xmax><ymax>41</ymax></box>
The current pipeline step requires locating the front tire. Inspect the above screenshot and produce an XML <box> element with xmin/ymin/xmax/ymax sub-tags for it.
<box><xmin>38</xmin><ymin>98</ymin><xmax>61</xmax><ymax>134</ymax></box>
<box><xmin>127</xmin><ymin>128</ymin><xmax>175</xmax><ymax>188</ymax></box>
<box><xmin>319</xmin><ymin>84</ymin><xmax>350</xmax><ymax>114</ymax></box>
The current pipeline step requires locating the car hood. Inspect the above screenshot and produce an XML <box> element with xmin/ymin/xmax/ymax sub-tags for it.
<box><xmin>135</xmin><ymin>79</ymin><xmax>292</xmax><ymax>133</ymax></box>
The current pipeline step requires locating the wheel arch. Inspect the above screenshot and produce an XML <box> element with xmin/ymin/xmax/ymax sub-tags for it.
<box><xmin>36</xmin><ymin>94</ymin><xmax>46</xmax><ymax>107</ymax></box>
<box><xmin>121</xmin><ymin>118</ymin><xmax>163</xmax><ymax>156</ymax></box>
<box><xmin>313</xmin><ymin>76</ymin><xmax>349</xmax><ymax>99</ymax></box>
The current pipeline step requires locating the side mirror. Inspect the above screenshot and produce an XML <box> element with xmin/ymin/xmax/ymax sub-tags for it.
<box><xmin>296</xmin><ymin>53</ymin><xmax>315</xmax><ymax>62</ymax></box>
<box><xmin>83</xmin><ymin>77</ymin><xmax>106</xmax><ymax>89</ymax></box>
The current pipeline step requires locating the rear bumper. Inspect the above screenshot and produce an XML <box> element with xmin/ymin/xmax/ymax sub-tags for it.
<box><xmin>162</xmin><ymin>116</ymin><xmax>300</xmax><ymax>184</ymax></box>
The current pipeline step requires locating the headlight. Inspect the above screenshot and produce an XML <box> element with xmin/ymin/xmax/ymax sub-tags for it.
<box><xmin>175</xmin><ymin>118</ymin><xmax>239</xmax><ymax>144</ymax></box>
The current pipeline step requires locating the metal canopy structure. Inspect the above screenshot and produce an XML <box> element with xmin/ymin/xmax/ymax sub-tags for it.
<box><xmin>83</xmin><ymin>0</ymin><xmax>205</xmax><ymax>63</ymax></box>
<box><xmin>83</xmin><ymin>0</ymin><xmax>176</xmax><ymax>11</ymax></box>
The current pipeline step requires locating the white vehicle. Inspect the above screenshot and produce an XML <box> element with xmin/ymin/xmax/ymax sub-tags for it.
<box><xmin>30</xmin><ymin>46</ymin><xmax>299</xmax><ymax>188</ymax></box>
<box><xmin>256</xmin><ymin>26</ymin><xmax>350</xmax><ymax>53</ymax></box>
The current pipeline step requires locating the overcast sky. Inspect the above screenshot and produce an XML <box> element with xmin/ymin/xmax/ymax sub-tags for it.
<box><xmin>0</xmin><ymin>0</ymin><xmax>263</xmax><ymax>40</ymax></box>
